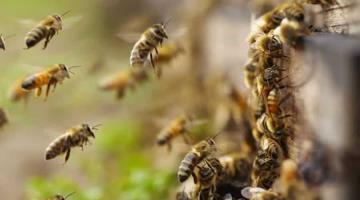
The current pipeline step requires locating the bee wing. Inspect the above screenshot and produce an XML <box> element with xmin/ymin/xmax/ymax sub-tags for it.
<box><xmin>241</xmin><ymin>186</ymin><xmax>266</xmax><ymax>199</ymax></box>
<box><xmin>17</xmin><ymin>19</ymin><xmax>37</xmax><ymax>28</ymax></box>
<box><xmin>116</xmin><ymin>32</ymin><xmax>142</xmax><ymax>43</ymax></box>
<box><xmin>169</xmin><ymin>27</ymin><xmax>188</xmax><ymax>39</ymax></box>
<box><xmin>62</xmin><ymin>15</ymin><xmax>83</xmax><ymax>30</ymax></box>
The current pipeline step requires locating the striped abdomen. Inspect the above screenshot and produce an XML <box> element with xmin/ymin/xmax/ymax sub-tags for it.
<box><xmin>178</xmin><ymin>151</ymin><xmax>200</xmax><ymax>182</ymax></box>
<box><xmin>157</xmin><ymin>125</ymin><xmax>183</xmax><ymax>145</ymax></box>
<box><xmin>130</xmin><ymin>39</ymin><xmax>153</xmax><ymax>66</ymax></box>
<box><xmin>21</xmin><ymin>73</ymin><xmax>51</xmax><ymax>90</ymax></box>
<box><xmin>25</xmin><ymin>26</ymin><xmax>48</xmax><ymax>48</ymax></box>
<box><xmin>267</xmin><ymin>89</ymin><xmax>280</xmax><ymax>115</ymax></box>
<box><xmin>45</xmin><ymin>134</ymin><xmax>70</xmax><ymax>160</ymax></box>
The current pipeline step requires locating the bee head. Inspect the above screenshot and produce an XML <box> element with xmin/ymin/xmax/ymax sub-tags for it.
<box><xmin>152</xmin><ymin>24</ymin><xmax>168</xmax><ymax>39</ymax></box>
<box><xmin>53</xmin><ymin>14</ymin><xmax>62</xmax><ymax>22</ymax></box>
<box><xmin>267</xmin><ymin>35</ymin><xmax>282</xmax><ymax>52</ymax></box>
<box><xmin>58</xmin><ymin>64</ymin><xmax>71</xmax><ymax>78</ymax></box>
<box><xmin>82</xmin><ymin>124</ymin><xmax>96</xmax><ymax>138</ymax></box>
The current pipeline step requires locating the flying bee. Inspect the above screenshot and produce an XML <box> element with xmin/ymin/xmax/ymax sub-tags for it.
<box><xmin>21</xmin><ymin>64</ymin><xmax>78</xmax><ymax>100</ymax></box>
<box><xmin>24</xmin><ymin>11</ymin><xmax>70</xmax><ymax>49</ymax></box>
<box><xmin>177</xmin><ymin>134</ymin><xmax>220</xmax><ymax>183</ymax></box>
<box><xmin>192</xmin><ymin>157</ymin><xmax>223</xmax><ymax>200</ymax></box>
<box><xmin>130</xmin><ymin>21</ymin><xmax>169</xmax><ymax>72</ymax></box>
<box><xmin>156</xmin><ymin>114</ymin><xmax>193</xmax><ymax>151</ymax></box>
<box><xmin>0</xmin><ymin>108</ymin><xmax>9</xmax><ymax>129</ymax></box>
<box><xmin>274</xmin><ymin>19</ymin><xmax>310</xmax><ymax>48</ymax></box>
<box><xmin>99</xmin><ymin>67</ymin><xmax>148</xmax><ymax>99</ymax></box>
<box><xmin>241</xmin><ymin>186</ymin><xmax>284</xmax><ymax>200</ymax></box>
<box><xmin>48</xmin><ymin>192</ymin><xmax>75</xmax><ymax>200</ymax></box>
<box><xmin>45</xmin><ymin>123</ymin><xmax>100</xmax><ymax>163</ymax></box>
<box><xmin>8</xmin><ymin>78</ymin><xmax>30</xmax><ymax>104</ymax></box>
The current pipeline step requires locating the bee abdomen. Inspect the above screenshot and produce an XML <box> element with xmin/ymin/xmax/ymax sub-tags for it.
<box><xmin>178</xmin><ymin>152</ymin><xmax>199</xmax><ymax>182</ymax></box>
<box><xmin>156</xmin><ymin>132</ymin><xmax>171</xmax><ymax>145</ymax></box>
<box><xmin>130</xmin><ymin>41</ymin><xmax>151</xmax><ymax>66</ymax></box>
<box><xmin>25</xmin><ymin>26</ymin><xmax>47</xmax><ymax>48</ymax></box>
<box><xmin>45</xmin><ymin>136</ymin><xmax>68</xmax><ymax>160</ymax></box>
<box><xmin>21</xmin><ymin>76</ymin><xmax>37</xmax><ymax>90</ymax></box>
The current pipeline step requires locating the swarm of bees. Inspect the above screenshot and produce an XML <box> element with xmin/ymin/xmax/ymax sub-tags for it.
<box><xmin>0</xmin><ymin>0</ymin><xmax>351</xmax><ymax>198</ymax></box>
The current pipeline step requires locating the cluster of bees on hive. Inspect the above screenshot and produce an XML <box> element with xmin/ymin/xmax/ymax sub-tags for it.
<box><xmin>0</xmin><ymin>0</ymin><xmax>351</xmax><ymax>199</ymax></box>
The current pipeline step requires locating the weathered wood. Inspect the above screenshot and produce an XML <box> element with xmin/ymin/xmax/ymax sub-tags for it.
<box><xmin>299</xmin><ymin>33</ymin><xmax>360</xmax><ymax>200</ymax></box>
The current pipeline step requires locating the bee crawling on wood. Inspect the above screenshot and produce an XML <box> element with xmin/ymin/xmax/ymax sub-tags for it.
<box><xmin>177</xmin><ymin>133</ymin><xmax>220</xmax><ymax>183</ymax></box>
<box><xmin>45</xmin><ymin>123</ymin><xmax>101</xmax><ymax>163</ymax></box>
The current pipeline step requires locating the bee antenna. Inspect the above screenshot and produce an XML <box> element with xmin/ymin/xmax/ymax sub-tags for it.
<box><xmin>61</xmin><ymin>10</ymin><xmax>71</xmax><ymax>17</ymax></box>
<box><xmin>92</xmin><ymin>124</ymin><xmax>102</xmax><ymax>130</ymax></box>
<box><xmin>69</xmin><ymin>65</ymin><xmax>81</xmax><ymax>69</ymax></box>
<box><xmin>162</xmin><ymin>17</ymin><xmax>172</xmax><ymax>28</ymax></box>
<box><xmin>64</xmin><ymin>192</ymin><xmax>76</xmax><ymax>199</ymax></box>
<box><xmin>211</xmin><ymin>131</ymin><xmax>222</xmax><ymax>140</ymax></box>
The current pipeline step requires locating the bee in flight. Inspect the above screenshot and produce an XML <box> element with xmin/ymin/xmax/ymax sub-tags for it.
<box><xmin>130</xmin><ymin>21</ymin><xmax>169</xmax><ymax>72</ymax></box>
<box><xmin>9</xmin><ymin>78</ymin><xmax>30</xmax><ymax>104</ymax></box>
<box><xmin>24</xmin><ymin>11</ymin><xmax>70</xmax><ymax>49</ymax></box>
<box><xmin>48</xmin><ymin>192</ymin><xmax>75</xmax><ymax>200</ymax></box>
<box><xmin>21</xmin><ymin>64</ymin><xmax>78</xmax><ymax>100</ymax></box>
<box><xmin>99</xmin><ymin>67</ymin><xmax>148</xmax><ymax>99</ymax></box>
<box><xmin>45</xmin><ymin>123</ymin><xmax>100</xmax><ymax>163</ymax></box>
<box><xmin>0</xmin><ymin>108</ymin><xmax>9</xmax><ymax>129</ymax></box>
<box><xmin>177</xmin><ymin>133</ymin><xmax>220</xmax><ymax>183</ymax></box>
<box><xmin>156</xmin><ymin>114</ymin><xmax>193</xmax><ymax>151</ymax></box>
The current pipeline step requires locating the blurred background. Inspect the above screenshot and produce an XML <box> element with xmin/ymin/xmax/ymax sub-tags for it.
<box><xmin>0</xmin><ymin>0</ymin><xmax>252</xmax><ymax>199</ymax></box>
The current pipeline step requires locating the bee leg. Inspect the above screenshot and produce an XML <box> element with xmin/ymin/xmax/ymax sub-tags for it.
<box><xmin>43</xmin><ymin>28</ymin><xmax>56</xmax><ymax>50</ymax></box>
<box><xmin>45</xmin><ymin>82</ymin><xmax>53</xmax><ymax>101</ymax></box>
<box><xmin>64</xmin><ymin>148</ymin><xmax>71</xmax><ymax>164</ymax></box>
<box><xmin>154</xmin><ymin>46</ymin><xmax>159</xmax><ymax>55</ymax></box>
<box><xmin>35</xmin><ymin>87</ymin><xmax>42</xmax><ymax>97</ymax></box>
<box><xmin>167</xmin><ymin>143</ymin><xmax>172</xmax><ymax>152</ymax></box>
<box><xmin>150</xmin><ymin>52</ymin><xmax>156</xmax><ymax>71</ymax></box>
<box><xmin>52</xmin><ymin>82</ymin><xmax>57</xmax><ymax>92</ymax></box>
<box><xmin>192</xmin><ymin>172</ymin><xmax>198</xmax><ymax>184</ymax></box>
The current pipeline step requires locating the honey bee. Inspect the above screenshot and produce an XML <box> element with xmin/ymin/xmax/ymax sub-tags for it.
<box><xmin>218</xmin><ymin>153</ymin><xmax>253</xmax><ymax>187</ymax></box>
<box><xmin>177</xmin><ymin>134</ymin><xmax>219</xmax><ymax>183</ymax></box>
<box><xmin>251</xmin><ymin>149</ymin><xmax>281</xmax><ymax>189</ymax></box>
<box><xmin>192</xmin><ymin>157</ymin><xmax>223</xmax><ymax>200</ymax></box>
<box><xmin>0</xmin><ymin>108</ymin><xmax>9</xmax><ymax>129</ymax></box>
<box><xmin>45</xmin><ymin>124</ymin><xmax>100</xmax><ymax>163</ymax></box>
<box><xmin>21</xmin><ymin>64</ymin><xmax>77</xmax><ymax>100</ymax></box>
<box><xmin>241</xmin><ymin>186</ymin><xmax>284</xmax><ymax>200</ymax></box>
<box><xmin>156</xmin><ymin>114</ymin><xmax>193</xmax><ymax>151</ymax></box>
<box><xmin>274</xmin><ymin>19</ymin><xmax>310</xmax><ymax>48</ymax></box>
<box><xmin>48</xmin><ymin>192</ymin><xmax>75</xmax><ymax>200</ymax></box>
<box><xmin>8</xmin><ymin>78</ymin><xmax>30</xmax><ymax>104</ymax></box>
<box><xmin>130</xmin><ymin>21</ymin><xmax>169</xmax><ymax>71</ymax></box>
<box><xmin>253</xmin><ymin>33</ymin><xmax>283</xmax><ymax>58</ymax></box>
<box><xmin>99</xmin><ymin>67</ymin><xmax>148</xmax><ymax>99</ymax></box>
<box><xmin>24</xmin><ymin>11</ymin><xmax>69</xmax><ymax>49</ymax></box>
